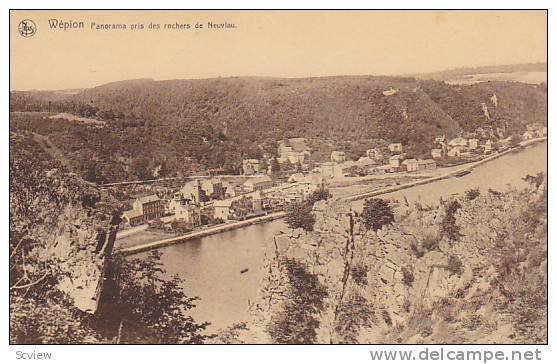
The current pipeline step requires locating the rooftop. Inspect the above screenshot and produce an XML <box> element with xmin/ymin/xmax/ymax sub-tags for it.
<box><xmin>123</xmin><ymin>209</ymin><xmax>143</xmax><ymax>219</ymax></box>
<box><xmin>137</xmin><ymin>194</ymin><xmax>160</xmax><ymax>204</ymax></box>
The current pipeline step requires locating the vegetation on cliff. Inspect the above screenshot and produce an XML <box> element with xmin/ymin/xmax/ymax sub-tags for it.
<box><xmin>252</xmin><ymin>175</ymin><xmax>547</xmax><ymax>344</ymax></box>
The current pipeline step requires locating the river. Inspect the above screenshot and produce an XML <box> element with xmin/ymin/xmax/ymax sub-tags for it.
<box><xmin>156</xmin><ymin>141</ymin><xmax>546</xmax><ymax>333</ymax></box>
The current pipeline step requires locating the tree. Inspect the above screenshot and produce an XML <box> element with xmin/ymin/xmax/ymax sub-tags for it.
<box><xmin>440</xmin><ymin>200</ymin><xmax>462</xmax><ymax>241</ymax></box>
<box><xmin>361</xmin><ymin>198</ymin><xmax>395</xmax><ymax>232</ymax></box>
<box><xmin>111</xmin><ymin>251</ymin><xmax>212</xmax><ymax>344</ymax></box>
<box><xmin>307</xmin><ymin>188</ymin><xmax>332</xmax><ymax>205</ymax></box>
<box><xmin>446</xmin><ymin>255</ymin><xmax>464</xmax><ymax>276</ymax></box>
<box><xmin>267</xmin><ymin>258</ymin><xmax>328</xmax><ymax>343</ymax></box>
<box><xmin>285</xmin><ymin>201</ymin><xmax>315</xmax><ymax>231</ymax></box>
<box><xmin>333</xmin><ymin>291</ymin><xmax>374</xmax><ymax>343</ymax></box>
<box><xmin>465</xmin><ymin>188</ymin><xmax>480</xmax><ymax>201</ymax></box>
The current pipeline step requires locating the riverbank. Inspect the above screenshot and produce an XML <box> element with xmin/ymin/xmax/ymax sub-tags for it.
<box><xmin>341</xmin><ymin>137</ymin><xmax>546</xmax><ymax>202</ymax></box>
<box><xmin>116</xmin><ymin>211</ymin><xmax>286</xmax><ymax>256</ymax></box>
<box><xmin>152</xmin><ymin>139</ymin><xmax>546</xmax><ymax>334</ymax></box>
<box><xmin>116</xmin><ymin>137</ymin><xmax>545</xmax><ymax>256</ymax></box>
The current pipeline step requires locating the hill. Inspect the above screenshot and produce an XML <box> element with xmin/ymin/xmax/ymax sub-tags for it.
<box><xmin>9</xmin><ymin>75</ymin><xmax>547</xmax><ymax>183</ymax></box>
<box><xmin>409</xmin><ymin>62</ymin><xmax>547</xmax><ymax>82</ymax></box>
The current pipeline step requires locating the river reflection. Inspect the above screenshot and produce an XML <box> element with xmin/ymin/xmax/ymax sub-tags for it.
<box><xmin>156</xmin><ymin>141</ymin><xmax>546</xmax><ymax>332</ymax></box>
<box><xmin>157</xmin><ymin>219</ymin><xmax>287</xmax><ymax>332</ymax></box>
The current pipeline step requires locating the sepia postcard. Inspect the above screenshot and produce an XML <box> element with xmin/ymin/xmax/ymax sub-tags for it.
<box><xmin>8</xmin><ymin>9</ymin><xmax>547</xmax><ymax>349</ymax></box>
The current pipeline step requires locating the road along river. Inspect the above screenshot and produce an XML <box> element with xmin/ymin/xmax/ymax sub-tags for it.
<box><xmin>152</xmin><ymin>141</ymin><xmax>546</xmax><ymax>333</ymax></box>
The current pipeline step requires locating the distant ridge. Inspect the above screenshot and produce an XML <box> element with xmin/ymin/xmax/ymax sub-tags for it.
<box><xmin>408</xmin><ymin>62</ymin><xmax>547</xmax><ymax>81</ymax></box>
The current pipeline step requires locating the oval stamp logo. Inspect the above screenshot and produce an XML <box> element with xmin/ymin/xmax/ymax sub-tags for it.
<box><xmin>18</xmin><ymin>19</ymin><xmax>36</xmax><ymax>37</ymax></box>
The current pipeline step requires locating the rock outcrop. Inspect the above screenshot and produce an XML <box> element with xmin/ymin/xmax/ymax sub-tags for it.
<box><xmin>249</xmin><ymin>182</ymin><xmax>547</xmax><ymax>344</ymax></box>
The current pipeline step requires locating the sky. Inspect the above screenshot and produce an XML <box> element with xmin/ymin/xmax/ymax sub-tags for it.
<box><xmin>10</xmin><ymin>10</ymin><xmax>547</xmax><ymax>91</ymax></box>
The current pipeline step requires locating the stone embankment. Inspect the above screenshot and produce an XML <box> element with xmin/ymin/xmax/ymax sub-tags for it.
<box><xmin>116</xmin><ymin>211</ymin><xmax>286</xmax><ymax>256</ymax></box>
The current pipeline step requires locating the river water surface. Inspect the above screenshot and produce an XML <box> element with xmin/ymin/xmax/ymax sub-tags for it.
<box><xmin>156</xmin><ymin>141</ymin><xmax>546</xmax><ymax>333</ymax></box>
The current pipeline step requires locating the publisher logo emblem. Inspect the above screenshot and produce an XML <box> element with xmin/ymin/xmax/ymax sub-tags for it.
<box><xmin>18</xmin><ymin>19</ymin><xmax>36</xmax><ymax>37</ymax></box>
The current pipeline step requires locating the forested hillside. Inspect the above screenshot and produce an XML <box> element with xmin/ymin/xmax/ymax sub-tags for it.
<box><xmin>10</xmin><ymin>75</ymin><xmax>547</xmax><ymax>183</ymax></box>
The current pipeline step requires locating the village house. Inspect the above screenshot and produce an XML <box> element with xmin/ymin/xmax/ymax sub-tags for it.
<box><xmin>447</xmin><ymin>146</ymin><xmax>463</xmax><ymax>158</ymax></box>
<box><xmin>330</xmin><ymin>151</ymin><xmax>346</xmax><ymax>163</ymax></box>
<box><xmin>366</xmin><ymin>148</ymin><xmax>383</xmax><ymax>160</ymax></box>
<box><xmin>180</xmin><ymin>180</ymin><xmax>207</xmax><ymax>205</ymax></box>
<box><xmin>523</xmin><ymin>130</ymin><xmax>536</xmax><ymax>140</ymax></box>
<box><xmin>448</xmin><ymin>137</ymin><xmax>468</xmax><ymax>147</ymax></box>
<box><xmin>431</xmin><ymin>148</ymin><xmax>443</xmax><ymax>159</ymax></box>
<box><xmin>280</xmin><ymin>186</ymin><xmax>305</xmax><ymax>204</ymax></box>
<box><xmin>168</xmin><ymin>198</ymin><xmax>202</xmax><ymax>227</ymax></box>
<box><xmin>242</xmin><ymin>159</ymin><xmax>261</xmax><ymax>175</ymax></box>
<box><xmin>388</xmin><ymin>143</ymin><xmax>403</xmax><ymax>153</ymax></box>
<box><xmin>389</xmin><ymin>154</ymin><xmax>404</xmax><ymax>168</ymax></box>
<box><xmin>526</xmin><ymin>123</ymin><xmax>543</xmax><ymax>132</ymax></box>
<box><xmin>484</xmin><ymin>140</ymin><xmax>493</xmax><ymax>154</ymax></box>
<box><xmin>201</xmin><ymin>179</ymin><xmax>227</xmax><ymax>200</ymax></box>
<box><xmin>401</xmin><ymin>158</ymin><xmax>419</xmax><ymax>172</ymax></box>
<box><xmin>318</xmin><ymin>162</ymin><xmax>336</xmax><ymax>179</ymax></box>
<box><xmin>293</xmin><ymin>184</ymin><xmax>316</xmax><ymax>201</ymax></box>
<box><xmin>213</xmin><ymin>195</ymin><xmax>256</xmax><ymax>222</ymax></box>
<box><xmin>243</xmin><ymin>175</ymin><xmax>273</xmax><ymax>192</ymax></box>
<box><xmin>376</xmin><ymin>165</ymin><xmax>395</xmax><ymax>174</ymax></box>
<box><xmin>468</xmin><ymin>138</ymin><xmax>479</xmax><ymax>150</ymax></box>
<box><xmin>499</xmin><ymin>136</ymin><xmax>512</xmax><ymax>149</ymax></box>
<box><xmin>247</xmin><ymin>190</ymin><xmax>266</xmax><ymax>215</ymax></box>
<box><xmin>260</xmin><ymin>186</ymin><xmax>286</xmax><ymax>210</ymax></box>
<box><xmin>418</xmin><ymin>159</ymin><xmax>437</xmax><ymax>171</ymax></box>
<box><xmin>277</xmin><ymin>137</ymin><xmax>311</xmax><ymax>164</ymax></box>
<box><xmin>288</xmin><ymin>173</ymin><xmax>305</xmax><ymax>183</ymax></box>
<box><xmin>355</xmin><ymin>157</ymin><xmax>376</xmax><ymax>174</ymax></box>
<box><xmin>333</xmin><ymin>161</ymin><xmax>357</xmax><ymax>178</ymax></box>
<box><xmin>434</xmin><ymin>136</ymin><xmax>446</xmax><ymax>145</ymax></box>
<box><xmin>122</xmin><ymin>209</ymin><xmax>143</xmax><ymax>227</ymax></box>
<box><xmin>132</xmin><ymin>194</ymin><xmax>164</xmax><ymax>222</ymax></box>
<box><xmin>213</xmin><ymin>199</ymin><xmax>235</xmax><ymax>221</ymax></box>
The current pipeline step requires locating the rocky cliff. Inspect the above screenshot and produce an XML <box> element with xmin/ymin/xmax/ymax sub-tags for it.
<box><xmin>247</xmin><ymin>180</ymin><xmax>547</xmax><ymax>344</ymax></box>
<box><xmin>10</xmin><ymin>133</ymin><xmax>120</xmax><ymax>343</ymax></box>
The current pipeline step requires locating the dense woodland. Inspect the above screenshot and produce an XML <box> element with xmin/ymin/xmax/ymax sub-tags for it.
<box><xmin>10</xmin><ymin>75</ymin><xmax>547</xmax><ymax>183</ymax></box>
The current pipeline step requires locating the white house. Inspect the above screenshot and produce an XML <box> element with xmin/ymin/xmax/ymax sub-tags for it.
<box><xmin>523</xmin><ymin>130</ymin><xmax>536</xmax><ymax>140</ymax></box>
<box><xmin>243</xmin><ymin>176</ymin><xmax>273</xmax><ymax>192</ymax></box>
<box><xmin>484</xmin><ymin>140</ymin><xmax>493</xmax><ymax>154</ymax></box>
<box><xmin>402</xmin><ymin>158</ymin><xmax>419</xmax><ymax>172</ymax></box>
<box><xmin>447</xmin><ymin>146</ymin><xmax>463</xmax><ymax>157</ymax></box>
<box><xmin>418</xmin><ymin>159</ymin><xmax>437</xmax><ymax>171</ymax></box>
<box><xmin>168</xmin><ymin>198</ymin><xmax>201</xmax><ymax>227</ymax></box>
<box><xmin>431</xmin><ymin>148</ymin><xmax>443</xmax><ymax>159</ymax></box>
<box><xmin>389</xmin><ymin>154</ymin><xmax>404</xmax><ymax>168</ymax></box>
<box><xmin>242</xmin><ymin>159</ymin><xmax>260</xmax><ymax>175</ymax></box>
<box><xmin>330</xmin><ymin>151</ymin><xmax>346</xmax><ymax>163</ymax></box>
<box><xmin>388</xmin><ymin>143</ymin><xmax>403</xmax><ymax>153</ymax></box>
<box><xmin>448</xmin><ymin>137</ymin><xmax>468</xmax><ymax>147</ymax></box>
<box><xmin>468</xmin><ymin>138</ymin><xmax>479</xmax><ymax>150</ymax></box>
<box><xmin>366</xmin><ymin>148</ymin><xmax>382</xmax><ymax>160</ymax></box>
